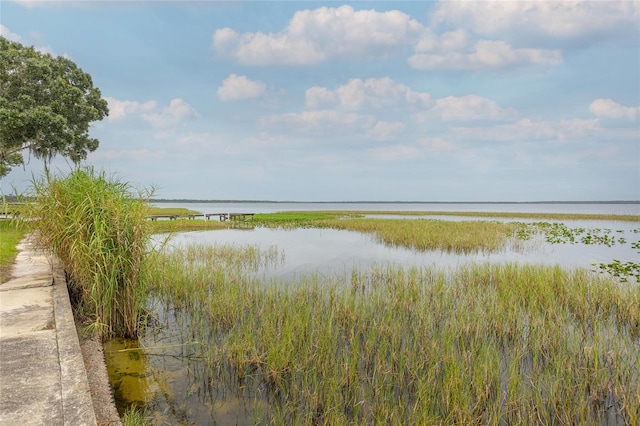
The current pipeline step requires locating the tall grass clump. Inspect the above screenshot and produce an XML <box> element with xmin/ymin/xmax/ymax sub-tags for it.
<box><xmin>23</xmin><ymin>167</ymin><xmax>152</xmax><ymax>339</ymax></box>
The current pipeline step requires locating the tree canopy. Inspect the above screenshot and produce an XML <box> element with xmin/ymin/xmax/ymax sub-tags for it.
<box><xmin>0</xmin><ymin>37</ymin><xmax>109</xmax><ymax>177</ymax></box>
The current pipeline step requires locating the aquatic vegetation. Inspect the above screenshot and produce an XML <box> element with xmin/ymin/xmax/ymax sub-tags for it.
<box><xmin>316</xmin><ymin>217</ymin><xmax>519</xmax><ymax>253</ymax></box>
<box><xmin>109</xmin><ymin>245</ymin><xmax>640</xmax><ymax>425</ymax></box>
<box><xmin>516</xmin><ymin>222</ymin><xmax>640</xmax><ymax>282</ymax></box>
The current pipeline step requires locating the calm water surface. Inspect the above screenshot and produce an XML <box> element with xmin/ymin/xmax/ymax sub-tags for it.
<box><xmin>164</xmin><ymin>220</ymin><xmax>639</xmax><ymax>282</ymax></box>
<box><xmin>153</xmin><ymin>201</ymin><xmax>640</xmax><ymax>216</ymax></box>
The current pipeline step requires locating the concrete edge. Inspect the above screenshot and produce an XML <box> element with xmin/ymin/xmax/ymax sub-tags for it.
<box><xmin>52</xmin><ymin>259</ymin><xmax>98</xmax><ymax>426</ymax></box>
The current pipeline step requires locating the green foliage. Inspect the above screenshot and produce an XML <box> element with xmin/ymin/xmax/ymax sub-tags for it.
<box><xmin>22</xmin><ymin>167</ymin><xmax>152</xmax><ymax>338</ymax></box>
<box><xmin>0</xmin><ymin>37</ymin><xmax>109</xmax><ymax>177</ymax></box>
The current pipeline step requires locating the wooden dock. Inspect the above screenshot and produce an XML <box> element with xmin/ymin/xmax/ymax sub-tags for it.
<box><xmin>148</xmin><ymin>213</ymin><xmax>255</xmax><ymax>222</ymax></box>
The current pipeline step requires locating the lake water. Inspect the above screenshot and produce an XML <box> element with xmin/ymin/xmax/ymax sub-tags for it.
<box><xmin>164</xmin><ymin>224</ymin><xmax>638</xmax><ymax>283</ymax></box>
<box><xmin>157</xmin><ymin>202</ymin><xmax>639</xmax><ymax>282</ymax></box>
<box><xmin>153</xmin><ymin>201</ymin><xmax>640</xmax><ymax>216</ymax></box>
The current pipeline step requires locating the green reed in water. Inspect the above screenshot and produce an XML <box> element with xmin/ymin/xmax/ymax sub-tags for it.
<box><xmin>144</xmin><ymin>243</ymin><xmax>639</xmax><ymax>425</ymax></box>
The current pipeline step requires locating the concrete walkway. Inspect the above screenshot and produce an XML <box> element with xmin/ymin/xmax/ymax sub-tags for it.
<box><xmin>0</xmin><ymin>238</ymin><xmax>96</xmax><ymax>425</ymax></box>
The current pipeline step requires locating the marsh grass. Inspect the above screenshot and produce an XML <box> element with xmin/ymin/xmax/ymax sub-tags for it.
<box><xmin>22</xmin><ymin>168</ymin><xmax>152</xmax><ymax>338</ymax></box>
<box><xmin>146</xmin><ymin>206</ymin><xmax>200</xmax><ymax>216</ymax></box>
<box><xmin>144</xmin><ymin>245</ymin><xmax>640</xmax><ymax>425</ymax></box>
<box><xmin>319</xmin><ymin>217</ymin><xmax>519</xmax><ymax>253</ymax></box>
<box><xmin>148</xmin><ymin>218</ymin><xmax>228</xmax><ymax>233</ymax></box>
<box><xmin>308</xmin><ymin>210</ymin><xmax>640</xmax><ymax>222</ymax></box>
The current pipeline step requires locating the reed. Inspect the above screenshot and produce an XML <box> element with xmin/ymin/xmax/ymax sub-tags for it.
<box><xmin>22</xmin><ymin>167</ymin><xmax>152</xmax><ymax>338</ymax></box>
<box><xmin>143</xmin><ymin>245</ymin><xmax>640</xmax><ymax>425</ymax></box>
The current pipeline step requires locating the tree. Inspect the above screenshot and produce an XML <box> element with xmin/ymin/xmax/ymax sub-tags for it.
<box><xmin>0</xmin><ymin>37</ymin><xmax>109</xmax><ymax>177</ymax></box>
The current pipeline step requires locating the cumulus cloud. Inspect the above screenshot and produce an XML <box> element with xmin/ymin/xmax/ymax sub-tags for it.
<box><xmin>409</xmin><ymin>39</ymin><xmax>562</xmax><ymax>70</ymax></box>
<box><xmin>142</xmin><ymin>98</ymin><xmax>197</xmax><ymax>128</ymax></box>
<box><xmin>217</xmin><ymin>74</ymin><xmax>266</xmax><ymax>101</ymax></box>
<box><xmin>427</xmin><ymin>95</ymin><xmax>517</xmax><ymax>121</ymax></box>
<box><xmin>105</xmin><ymin>97</ymin><xmax>157</xmax><ymax>121</ymax></box>
<box><xmin>431</xmin><ymin>0</ymin><xmax>640</xmax><ymax>47</ymax></box>
<box><xmin>213</xmin><ymin>5</ymin><xmax>423</xmax><ymax>65</ymax></box>
<box><xmin>306</xmin><ymin>77</ymin><xmax>432</xmax><ymax>110</ymax></box>
<box><xmin>589</xmin><ymin>98</ymin><xmax>639</xmax><ymax>121</ymax></box>
<box><xmin>212</xmin><ymin>4</ymin><xmax>567</xmax><ymax>71</ymax></box>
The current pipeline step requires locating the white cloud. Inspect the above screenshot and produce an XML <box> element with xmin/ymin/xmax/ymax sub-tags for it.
<box><xmin>213</xmin><ymin>5</ymin><xmax>424</xmax><ymax>65</ymax></box>
<box><xmin>142</xmin><ymin>98</ymin><xmax>197</xmax><ymax>128</ymax></box>
<box><xmin>414</xmin><ymin>29</ymin><xmax>469</xmax><ymax>53</ymax></box>
<box><xmin>306</xmin><ymin>77</ymin><xmax>432</xmax><ymax>110</ymax></box>
<box><xmin>428</xmin><ymin>95</ymin><xmax>517</xmax><ymax>121</ymax></box>
<box><xmin>431</xmin><ymin>0</ymin><xmax>640</xmax><ymax>46</ymax></box>
<box><xmin>213</xmin><ymin>4</ymin><xmax>566</xmax><ymax>71</ymax></box>
<box><xmin>0</xmin><ymin>25</ymin><xmax>22</xmax><ymax>42</ymax></box>
<box><xmin>589</xmin><ymin>98</ymin><xmax>639</xmax><ymax>121</ymax></box>
<box><xmin>0</xmin><ymin>25</ymin><xmax>58</xmax><ymax>56</ymax></box>
<box><xmin>105</xmin><ymin>97</ymin><xmax>157</xmax><ymax>121</ymax></box>
<box><xmin>409</xmin><ymin>40</ymin><xmax>562</xmax><ymax>70</ymax></box>
<box><xmin>217</xmin><ymin>74</ymin><xmax>266</xmax><ymax>101</ymax></box>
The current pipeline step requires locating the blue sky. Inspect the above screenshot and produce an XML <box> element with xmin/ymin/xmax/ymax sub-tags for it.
<box><xmin>1</xmin><ymin>0</ymin><xmax>639</xmax><ymax>201</ymax></box>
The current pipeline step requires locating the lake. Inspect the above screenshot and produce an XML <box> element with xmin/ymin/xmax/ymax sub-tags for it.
<box><xmin>157</xmin><ymin>202</ymin><xmax>639</xmax><ymax>281</ymax></box>
<box><xmin>152</xmin><ymin>201</ymin><xmax>640</xmax><ymax>216</ymax></box>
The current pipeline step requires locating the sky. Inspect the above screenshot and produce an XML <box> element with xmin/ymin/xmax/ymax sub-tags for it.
<box><xmin>1</xmin><ymin>0</ymin><xmax>639</xmax><ymax>202</ymax></box>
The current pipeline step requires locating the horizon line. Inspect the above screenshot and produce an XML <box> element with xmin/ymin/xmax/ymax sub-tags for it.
<box><xmin>150</xmin><ymin>199</ymin><xmax>640</xmax><ymax>204</ymax></box>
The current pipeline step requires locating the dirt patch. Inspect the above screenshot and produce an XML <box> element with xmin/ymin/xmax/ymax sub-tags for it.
<box><xmin>76</xmin><ymin>322</ymin><xmax>122</xmax><ymax>426</ymax></box>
